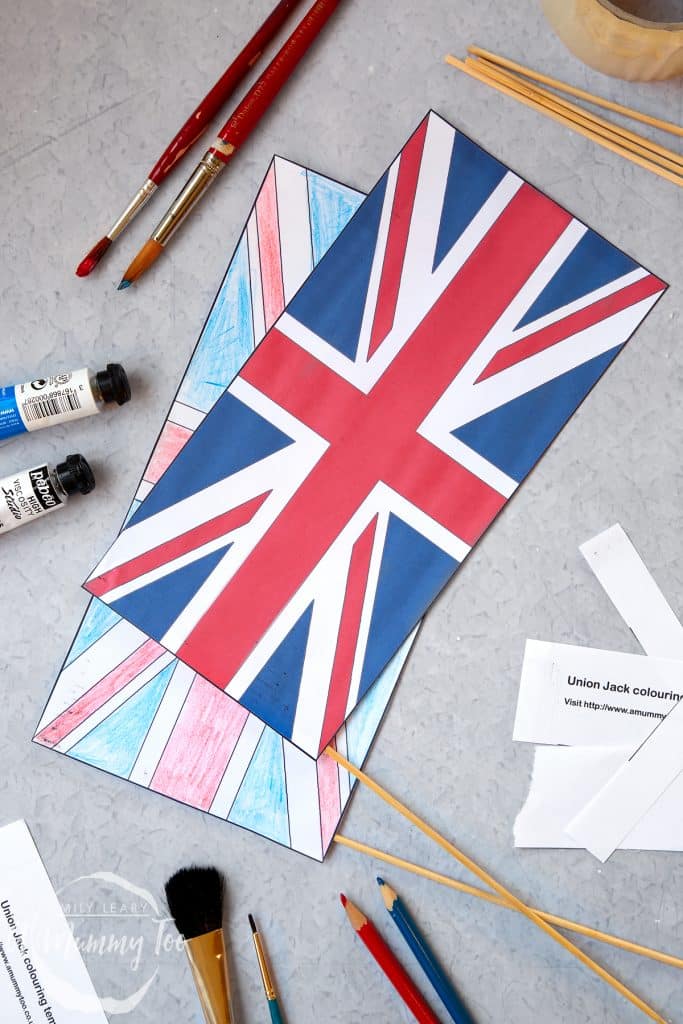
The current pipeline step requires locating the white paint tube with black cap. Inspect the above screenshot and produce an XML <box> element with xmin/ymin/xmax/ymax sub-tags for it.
<box><xmin>0</xmin><ymin>455</ymin><xmax>95</xmax><ymax>534</ymax></box>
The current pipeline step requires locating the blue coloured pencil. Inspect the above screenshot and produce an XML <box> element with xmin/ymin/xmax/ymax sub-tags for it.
<box><xmin>378</xmin><ymin>878</ymin><xmax>476</xmax><ymax>1024</ymax></box>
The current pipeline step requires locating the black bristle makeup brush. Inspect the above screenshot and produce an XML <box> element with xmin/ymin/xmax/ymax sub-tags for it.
<box><xmin>165</xmin><ymin>866</ymin><xmax>234</xmax><ymax>1024</ymax></box>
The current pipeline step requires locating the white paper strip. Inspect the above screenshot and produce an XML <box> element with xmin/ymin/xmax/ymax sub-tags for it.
<box><xmin>514</xmin><ymin>745</ymin><xmax>683</xmax><ymax>851</ymax></box>
<box><xmin>563</xmin><ymin>525</ymin><xmax>683</xmax><ymax>859</ymax></box>
<box><xmin>580</xmin><ymin>523</ymin><xmax>683</xmax><ymax>659</ymax></box>
<box><xmin>566</xmin><ymin>697</ymin><xmax>683</xmax><ymax>860</ymax></box>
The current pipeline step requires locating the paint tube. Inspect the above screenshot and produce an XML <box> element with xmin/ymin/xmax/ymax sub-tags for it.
<box><xmin>0</xmin><ymin>455</ymin><xmax>95</xmax><ymax>534</ymax></box>
<box><xmin>0</xmin><ymin>364</ymin><xmax>131</xmax><ymax>442</ymax></box>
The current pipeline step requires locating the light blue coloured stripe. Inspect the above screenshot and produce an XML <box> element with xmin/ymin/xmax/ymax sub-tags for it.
<box><xmin>177</xmin><ymin>232</ymin><xmax>254</xmax><ymax>414</ymax></box>
<box><xmin>229</xmin><ymin>728</ymin><xmax>290</xmax><ymax>847</ymax></box>
<box><xmin>123</xmin><ymin>498</ymin><xmax>142</xmax><ymax>527</ymax></box>
<box><xmin>68</xmin><ymin>661</ymin><xmax>176</xmax><ymax>778</ymax></box>
<box><xmin>345</xmin><ymin>630</ymin><xmax>417</xmax><ymax>768</ymax></box>
<box><xmin>307</xmin><ymin>171</ymin><xmax>364</xmax><ymax>266</ymax></box>
<box><xmin>64</xmin><ymin>600</ymin><xmax>123</xmax><ymax>668</ymax></box>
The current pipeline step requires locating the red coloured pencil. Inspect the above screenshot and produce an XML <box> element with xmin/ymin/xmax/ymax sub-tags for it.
<box><xmin>340</xmin><ymin>894</ymin><xmax>442</xmax><ymax>1024</ymax></box>
<box><xmin>118</xmin><ymin>0</ymin><xmax>345</xmax><ymax>288</ymax></box>
<box><xmin>76</xmin><ymin>0</ymin><xmax>305</xmax><ymax>276</ymax></box>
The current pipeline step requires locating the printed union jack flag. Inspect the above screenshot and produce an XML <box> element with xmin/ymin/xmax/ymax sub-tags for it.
<box><xmin>86</xmin><ymin>112</ymin><xmax>666</xmax><ymax>759</ymax></box>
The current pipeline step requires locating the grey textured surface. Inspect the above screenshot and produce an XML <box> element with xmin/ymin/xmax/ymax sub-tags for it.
<box><xmin>0</xmin><ymin>1</ymin><xmax>682</xmax><ymax>1021</ymax></box>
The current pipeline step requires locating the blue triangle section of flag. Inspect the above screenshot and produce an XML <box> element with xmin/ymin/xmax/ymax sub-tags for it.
<box><xmin>307</xmin><ymin>170</ymin><xmax>364</xmax><ymax>266</ymax></box>
<box><xmin>110</xmin><ymin>544</ymin><xmax>232</xmax><ymax>643</ymax></box>
<box><xmin>129</xmin><ymin>392</ymin><xmax>293</xmax><ymax>527</ymax></box>
<box><xmin>358</xmin><ymin>515</ymin><xmax>459</xmax><ymax>701</ymax></box>
<box><xmin>287</xmin><ymin>170</ymin><xmax>389</xmax><ymax>361</ymax></box>
<box><xmin>452</xmin><ymin>345</ymin><xmax>621</xmax><ymax>481</ymax></box>
<box><xmin>516</xmin><ymin>230</ymin><xmax>639</xmax><ymax>330</ymax></box>
<box><xmin>68</xmin><ymin>660</ymin><xmax>176</xmax><ymax>778</ymax></box>
<box><xmin>433</xmin><ymin>132</ymin><xmax>508</xmax><ymax>271</ymax></box>
<box><xmin>228</xmin><ymin>728</ymin><xmax>290</xmax><ymax>847</ymax></box>
<box><xmin>239</xmin><ymin>604</ymin><xmax>314</xmax><ymax>742</ymax></box>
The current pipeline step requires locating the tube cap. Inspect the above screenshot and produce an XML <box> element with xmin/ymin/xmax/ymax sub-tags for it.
<box><xmin>56</xmin><ymin>454</ymin><xmax>96</xmax><ymax>496</ymax></box>
<box><xmin>96</xmin><ymin>363</ymin><xmax>131</xmax><ymax>406</ymax></box>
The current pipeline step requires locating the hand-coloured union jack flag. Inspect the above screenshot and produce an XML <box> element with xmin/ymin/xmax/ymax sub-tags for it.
<box><xmin>86</xmin><ymin>112</ymin><xmax>665</xmax><ymax>758</ymax></box>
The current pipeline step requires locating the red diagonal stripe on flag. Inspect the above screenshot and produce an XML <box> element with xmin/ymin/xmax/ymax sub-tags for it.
<box><xmin>368</xmin><ymin>118</ymin><xmax>428</xmax><ymax>358</ymax></box>
<box><xmin>476</xmin><ymin>274</ymin><xmax>664</xmax><ymax>382</ymax></box>
<box><xmin>318</xmin><ymin>516</ymin><xmax>378</xmax><ymax>753</ymax></box>
<box><xmin>88</xmin><ymin>492</ymin><xmax>270</xmax><ymax>599</ymax></box>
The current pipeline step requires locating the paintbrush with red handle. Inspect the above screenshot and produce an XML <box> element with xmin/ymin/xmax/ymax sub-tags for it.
<box><xmin>118</xmin><ymin>0</ymin><xmax>345</xmax><ymax>289</ymax></box>
<box><xmin>76</xmin><ymin>0</ymin><xmax>304</xmax><ymax>277</ymax></box>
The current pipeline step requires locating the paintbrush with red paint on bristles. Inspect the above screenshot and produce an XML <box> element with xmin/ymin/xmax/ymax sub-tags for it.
<box><xmin>118</xmin><ymin>0</ymin><xmax>345</xmax><ymax>289</ymax></box>
<box><xmin>75</xmin><ymin>0</ymin><xmax>304</xmax><ymax>277</ymax></box>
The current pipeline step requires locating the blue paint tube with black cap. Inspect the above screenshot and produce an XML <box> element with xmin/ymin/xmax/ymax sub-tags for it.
<box><xmin>0</xmin><ymin>364</ymin><xmax>130</xmax><ymax>442</ymax></box>
<box><xmin>0</xmin><ymin>455</ymin><xmax>95</xmax><ymax>534</ymax></box>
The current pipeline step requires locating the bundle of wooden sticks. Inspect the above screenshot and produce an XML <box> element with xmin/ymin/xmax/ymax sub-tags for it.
<box><xmin>326</xmin><ymin>746</ymin><xmax>679</xmax><ymax>1024</ymax></box>
<box><xmin>446</xmin><ymin>47</ymin><xmax>683</xmax><ymax>188</ymax></box>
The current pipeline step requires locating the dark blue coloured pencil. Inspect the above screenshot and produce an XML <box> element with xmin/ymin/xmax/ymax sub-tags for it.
<box><xmin>378</xmin><ymin>878</ymin><xmax>476</xmax><ymax>1024</ymax></box>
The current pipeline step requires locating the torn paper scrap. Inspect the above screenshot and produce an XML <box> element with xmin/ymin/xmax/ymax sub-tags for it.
<box><xmin>514</xmin><ymin>745</ymin><xmax>683</xmax><ymax>851</ymax></box>
<box><xmin>566</xmin><ymin>696</ymin><xmax>683</xmax><ymax>861</ymax></box>
<box><xmin>513</xmin><ymin>638</ymin><xmax>683</xmax><ymax>746</ymax></box>
<box><xmin>580</xmin><ymin>523</ymin><xmax>683</xmax><ymax>659</ymax></box>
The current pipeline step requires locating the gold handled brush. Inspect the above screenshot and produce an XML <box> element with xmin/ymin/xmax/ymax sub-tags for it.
<box><xmin>165</xmin><ymin>865</ymin><xmax>234</xmax><ymax>1024</ymax></box>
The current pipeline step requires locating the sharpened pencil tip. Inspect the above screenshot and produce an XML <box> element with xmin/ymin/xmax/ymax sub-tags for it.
<box><xmin>376</xmin><ymin>877</ymin><xmax>384</xmax><ymax>886</ymax></box>
<box><xmin>248</xmin><ymin>914</ymin><xmax>257</xmax><ymax>934</ymax></box>
<box><xmin>339</xmin><ymin>893</ymin><xmax>347</xmax><ymax>907</ymax></box>
<box><xmin>117</xmin><ymin>280</ymin><xmax>131</xmax><ymax>290</ymax></box>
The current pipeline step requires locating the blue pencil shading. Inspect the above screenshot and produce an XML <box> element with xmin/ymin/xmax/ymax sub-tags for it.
<box><xmin>378</xmin><ymin>878</ymin><xmax>476</xmax><ymax>1024</ymax></box>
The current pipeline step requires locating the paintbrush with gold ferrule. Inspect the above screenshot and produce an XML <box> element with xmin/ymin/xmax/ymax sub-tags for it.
<box><xmin>75</xmin><ymin>0</ymin><xmax>305</xmax><ymax>277</ymax></box>
<box><xmin>117</xmin><ymin>0</ymin><xmax>345</xmax><ymax>289</ymax></box>
<box><xmin>165</xmin><ymin>866</ymin><xmax>234</xmax><ymax>1024</ymax></box>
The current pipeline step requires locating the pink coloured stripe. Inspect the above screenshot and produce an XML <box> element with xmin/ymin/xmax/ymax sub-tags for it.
<box><xmin>145</xmin><ymin>422</ymin><xmax>194</xmax><ymax>485</ymax></box>
<box><xmin>256</xmin><ymin>163</ymin><xmax>285</xmax><ymax>330</ymax></box>
<box><xmin>151</xmin><ymin>675</ymin><xmax>249</xmax><ymax>811</ymax></box>
<box><xmin>317</xmin><ymin>744</ymin><xmax>342</xmax><ymax>852</ymax></box>
<box><xmin>35</xmin><ymin>639</ymin><xmax>165</xmax><ymax>748</ymax></box>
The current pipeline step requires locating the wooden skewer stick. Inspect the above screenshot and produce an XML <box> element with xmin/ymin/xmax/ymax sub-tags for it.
<box><xmin>324</xmin><ymin>746</ymin><xmax>666</xmax><ymax>1024</ymax></box>
<box><xmin>334</xmin><ymin>834</ymin><xmax>683</xmax><ymax>971</ymax></box>
<box><xmin>445</xmin><ymin>55</ymin><xmax>683</xmax><ymax>189</ymax></box>
<box><xmin>468</xmin><ymin>56</ymin><xmax>683</xmax><ymax>174</ymax></box>
<box><xmin>467</xmin><ymin>45</ymin><xmax>683</xmax><ymax>139</ymax></box>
